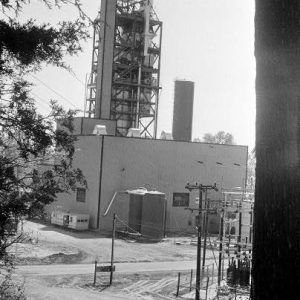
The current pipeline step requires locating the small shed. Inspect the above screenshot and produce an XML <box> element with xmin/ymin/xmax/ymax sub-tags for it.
<box><xmin>127</xmin><ymin>189</ymin><xmax>166</xmax><ymax>240</ymax></box>
<box><xmin>103</xmin><ymin>188</ymin><xmax>167</xmax><ymax>240</ymax></box>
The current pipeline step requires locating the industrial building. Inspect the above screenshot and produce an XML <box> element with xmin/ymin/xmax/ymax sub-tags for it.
<box><xmin>223</xmin><ymin>189</ymin><xmax>254</xmax><ymax>247</ymax></box>
<box><xmin>49</xmin><ymin>0</ymin><xmax>249</xmax><ymax>236</ymax></box>
<box><xmin>50</xmin><ymin>124</ymin><xmax>248</xmax><ymax>233</ymax></box>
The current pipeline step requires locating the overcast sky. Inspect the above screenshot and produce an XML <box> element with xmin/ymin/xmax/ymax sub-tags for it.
<box><xmin>18</xmin><ymin>0</ymin><xmax>255</xmax><ymax>149</ymax></box>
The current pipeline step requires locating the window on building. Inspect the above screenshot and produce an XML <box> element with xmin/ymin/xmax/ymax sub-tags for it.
<box><xmin>76</xmin><ymin>188</ymin><xmax>86</xmax><ymax>203</ymax></box>
<box><xmin>173</xmin><ymin>193</ymin><xmax>189</xmax><ymax>207</ymax></box>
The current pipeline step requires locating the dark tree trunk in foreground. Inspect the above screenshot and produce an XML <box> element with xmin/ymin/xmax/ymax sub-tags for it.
<box><xmin>253</xmin><ymin>1</ymin><xmax>300</xmax><ymax>298</ymax></box>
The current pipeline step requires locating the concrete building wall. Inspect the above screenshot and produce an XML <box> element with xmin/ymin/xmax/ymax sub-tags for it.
<box><xmin>50</xmin><ymin>135</ymin><xmax>248</xmax><ymax>233</ymax></box>
<box><xmin>99</xmin><ymin>136</ymin><xmax>248</xmax><ymax>232</ymax></box>
<box><xmin>47</xmin><ymin>136</ymin><xmax>102</xmax><ymax>229</ymax></box>
<box><xmin>233</xmin><ymin>201</ymin><xmax>253</xmax><ymax>244</ymax></box>
<box><xmin>240</xmin><ymin>201</ymin><xmax>253</xmax><ymax>244</ymax></box>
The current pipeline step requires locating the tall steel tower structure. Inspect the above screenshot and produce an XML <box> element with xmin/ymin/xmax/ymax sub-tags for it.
<box><xmin>85</xmin><ymin>0</ymin><xmax>162</xmax><ymax>138</ymax></box>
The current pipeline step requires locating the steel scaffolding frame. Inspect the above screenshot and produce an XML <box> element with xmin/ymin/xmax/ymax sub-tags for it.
<box><xmin>85</xmin><ymin>1</ymin><xmax>162</xmax><ymax>138</ymax></box>
<box><xmin>84</xmin><ymin>12</ymin><xmax>101</xmax><ymax>118</ymax></box>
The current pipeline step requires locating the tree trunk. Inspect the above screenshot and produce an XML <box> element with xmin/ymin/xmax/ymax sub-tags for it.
<box><xmin>253</xmin><ymin>1</ymin><xmax>300</xmax><ymax>298</ymax></box>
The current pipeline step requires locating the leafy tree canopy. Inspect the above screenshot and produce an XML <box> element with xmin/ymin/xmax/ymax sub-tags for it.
<box><xmin>0</xmin><ymin>0</ymin><xmax>89</xmax><ymax>265</ymax></box>
<box><xmin>202</xmin><ymin>131</ymin><xmax>235</xmax><ymax>145</ymax></box>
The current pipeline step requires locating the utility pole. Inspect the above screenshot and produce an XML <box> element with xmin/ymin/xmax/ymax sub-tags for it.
<box><xmin>185</xmin><ymin>183</ymin><xmax>218</xmax><ymax>300</ymax></box>
<box><xmin>237</xmin><ymin>202</ymin><xmax>242</xmax><ymax>268</ymax></box>
<box><xmin>110</xmin><ymin>213</ymin><xmax>116</xmax><ymax>285</ymax></box>
<box><xmin>249</xmin><ymin>208</ymin><xmax>253</xmax><ymax>244</ymax></box>
<box><xmin>202</xmin><ymin>188</ymin><xmax>209</xmax><ymax>273</ymax></box>
<box><xmin>218</xmin><ymin>206</ymin><xmax>224</xmax><ymax>286</ymax></box>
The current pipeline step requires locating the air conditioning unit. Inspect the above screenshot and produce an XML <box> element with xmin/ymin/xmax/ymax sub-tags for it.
<box><xmin>92</xmin><ymin>125</ymin><xmax>107</xmax><ymax>135</ymax></box>
<box><xmin>127</xmin><ymin>128</ymin><xmax>141</xmax><ymax>137</ymax></box>
<box><xmin>160</xmin><ymin>131</ymin><xmax>173</xmax><ymax>140</ymax></box>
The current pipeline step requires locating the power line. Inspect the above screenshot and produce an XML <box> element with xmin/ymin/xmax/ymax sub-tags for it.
<box><xmin>69</xmin><ymin>71</ymin><xmax>86</xmax><ymax>87</ymax></box>
<box><xmin>29</xmin><ymin>74</ymin><xmax>79</xmax><ymax>109</ymax></box>
<box><xmin>31</xmin><ymin>91</ymin><xmax>49</xmax><ymax>105</ymax></box>
<box><xmin>34</xmin><ymin>100</ymin><xmax>49</xmax><ymax>111</ymax></box>
<box><xmin>0</xmin><ymin>9</ymin><xmax>11</xmax><ymax>19</ymax></box>
<box><xmin>30</xmin><ymin>92</ymin><xmax>50</xmax><ymax>110</ymax></box>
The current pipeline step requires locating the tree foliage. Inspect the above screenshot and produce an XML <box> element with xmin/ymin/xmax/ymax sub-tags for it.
<box><xmin>0</xmin><ymin>0</ymin><xmax>89</xmax><ymax>267</ymax></box>
<box><xmin>202</xmin><ymin>131</ymin><xmax>235</xmax><ymax>145</ymax></box>
<box><xmin>0</xmin><ymin>0</ymin><xmax>89</xmax><ymax>75</ymax></box>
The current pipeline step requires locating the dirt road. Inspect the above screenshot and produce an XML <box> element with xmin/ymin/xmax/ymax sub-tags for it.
<box><xmin>18</xmin><ymin>260</ymin><xmax>219</xmax><ymax>300</ymax></box>
<box><xmin>17</xmin><ymin>260</ymin><xmax>216</xmax><ymax>276</ymax></box>
<box><xmin>25</xmin><ymin>285</ymin><xmax>140</xmax><ymax>300</ymax></box>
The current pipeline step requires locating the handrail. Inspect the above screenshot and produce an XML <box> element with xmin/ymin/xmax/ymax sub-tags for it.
<box><xmin>102</xmin><ymin>187</ymin><xmax>149</xmax><ymax>216</ymax></box>
<box><xmin>103</xmin><ymin>191</ymin><xmax>126</xmax><ymax>216</ymax></box>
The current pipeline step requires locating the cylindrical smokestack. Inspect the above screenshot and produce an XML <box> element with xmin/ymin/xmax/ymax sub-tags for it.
<box><xmin>172</xmin><ymin>80</ymin><xmax>194</xmax><ymax>142</ymax></box>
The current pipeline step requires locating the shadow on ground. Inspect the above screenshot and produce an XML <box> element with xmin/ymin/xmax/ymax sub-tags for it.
<box><xmin>29</xmin><ymin>219</ymin><xmax>109</xmax><ymax>239</ymax></box>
